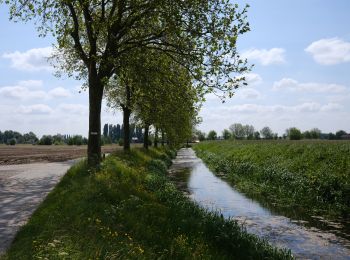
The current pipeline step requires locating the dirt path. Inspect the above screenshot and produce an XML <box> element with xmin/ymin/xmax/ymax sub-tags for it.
<box><xmin>0</xmin><ymin>160</ymin><xmax>78</xmax><ymax>255</ymax></box>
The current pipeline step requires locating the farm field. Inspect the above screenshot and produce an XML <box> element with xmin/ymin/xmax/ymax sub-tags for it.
<box><xmin>193</xmin><ymin>140</ymin><xmax>350</xmax><ymax>220</ymax></box>
<box><xmin>0</xmin><ymin>144</ymin><xmax>131</xmax><ymax>165</ymax></box>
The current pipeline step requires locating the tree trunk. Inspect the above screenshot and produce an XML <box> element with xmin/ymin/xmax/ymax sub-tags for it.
<box><xmin>143</xmin><ymin>125</ymin><xmax>149</xmax><ymax>149</ymax></box>
<box><xmin>122</xmin><ymin>84</ymin><xmax>132</xmax><ymax>150</ymax></box>
<box><xmin>122</xmin><ymin>106</ymin><xmax>131</xmax><ymax>150</ymax></box>
<box><xmin>154</xmin><ymin>127</ymin><xmax>158</xmax><ymax>148</ymax></box>
<box><xmin>161</xmin><ymin>130</ymin><xmax>165</xmax><ymax>146</ymax></box>
<box><xmin>87</xmin><ymin>73</ymin><xmax>104</xmax><ymax>167</ymax></box>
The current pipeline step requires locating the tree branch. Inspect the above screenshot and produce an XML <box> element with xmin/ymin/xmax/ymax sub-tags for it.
<box><xmin>65</xmin><ymin>2</ymin><xmax>89</xmax><ymax>66</ymax></box>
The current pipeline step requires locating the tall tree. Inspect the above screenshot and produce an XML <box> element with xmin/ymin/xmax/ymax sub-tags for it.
<box><xmin>260</xmin><ymin>126</ymin><xmax>274</xmax><ymax>139</ymax></box>
<box><xmin>222</xmin><ymin>129</ymin><xmax>231</xmax><ymax>140</ymax></box>
<box><xmin>286</xmin><ymin>127</ymin><xmax>302</xmax><ymax>140</ymax></box>
<box><xmin>207</xmin><ymin>130</ymin><xmax>217</xmax><ymax>140</ymax></box>
<box><xmin>116</xmin><ymin>124</ymin><xmax>121</xmax><ymax>141</ymax></box>
<box><xmin>103</xmin><ymin>124</ymin><xmax>109</xmax><ymax>138</ymax></box>
<box><xmin>229</xmin><ymin>123</ymin><xmax>245</xmax><ymax>139</ymax></box>
<box><xmin>243</xmin><ymin>125</ymin><xmax>255</xmax><ymax>139</ymax></box>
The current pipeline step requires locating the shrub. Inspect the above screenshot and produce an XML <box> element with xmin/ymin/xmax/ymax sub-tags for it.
<box><xmin>165</xmin><ymin>149</ymin><xmax>177</xmax><ymax>159</ymax></box>
<box><xmin>286</xmin><ymin>127</ymin><xmax>302</xmax><ymax>140</ymax></box>
<box><xmin>148</xmin><ymin>159</ymin><xmax>167</xmax><ymax>176</ymax></box>
<box><xmin>9</xmin><ymin>138</ymin><xmax>16</xmax><ymax>145</ymax></box>
<box><xmin>39</xmin><ymin>135</ymin><xmax>53</xmax><ymax>145</ymax></box>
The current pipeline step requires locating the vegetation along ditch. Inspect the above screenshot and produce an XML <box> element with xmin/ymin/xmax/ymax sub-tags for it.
<box><xmin>2</xmin><ymin>148</ymin><xmax>291</xmax><ymax>259</ymax></box>
<box><xmin>193</xmin><ymin>140</ymin><xmax>350</xmax><ymax>234</ymax></box>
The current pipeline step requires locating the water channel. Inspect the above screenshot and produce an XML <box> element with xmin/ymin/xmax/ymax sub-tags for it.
<box><xmin>168</xmin><ymin>148</ymin><xmax>350</xmax><ymax>259</ymax></box>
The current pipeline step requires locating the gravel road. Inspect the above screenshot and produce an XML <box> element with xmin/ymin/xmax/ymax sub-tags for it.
<box><xmin>0</xmin><ymin>160</ymin><xmax>77</xmax><ymax>255</ymax></box>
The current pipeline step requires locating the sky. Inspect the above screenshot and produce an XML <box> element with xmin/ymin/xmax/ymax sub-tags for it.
<box><xmin>0</xmin><ymin>1</ymin><xmax>350</xmax><ymax>137</ymax></box>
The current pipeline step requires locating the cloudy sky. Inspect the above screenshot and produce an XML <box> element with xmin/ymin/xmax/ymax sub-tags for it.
<box><xmin>1</xmin><ymin>1</ymin><xmax>350</xmax><ymax>137</ymax></box>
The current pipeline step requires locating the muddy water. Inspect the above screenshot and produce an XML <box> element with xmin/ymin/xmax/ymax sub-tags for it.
<box><xmin>169</xmin><ymin>148</ymin><xmax>350</xmax><ymax>259</ymax></box>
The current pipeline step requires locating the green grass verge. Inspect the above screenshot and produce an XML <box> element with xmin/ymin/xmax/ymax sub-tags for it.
<box><xmin>193</xmin><ymin>140</ymin><xmax>350</xmax><ymax>219</ymax></box>
<box><xmin>3</xmin><ymin>147</ymin><xmax>291</xmax><ymax>259</ymax></box>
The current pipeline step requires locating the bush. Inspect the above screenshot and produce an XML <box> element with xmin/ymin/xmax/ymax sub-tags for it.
<box><xmin>39</xmin><ymin>135</ymin><xmax>53</xmax><ymax>145</ymax></box>
<box><xmin>8</xmin><ymin>138</ymin><xmax>16</xmax><ymax>145</ymax></box>
<box><xmin>148</xmin><ymin>159</ymin><xmax>167</xmax><ymax>176</ymax></box>
<box><xmin>118</xmin><ymin>138</ymin><xmax>124</xmax><ymax>146</ymax></box>
<box><xmin>165</xmin><ymin>149</ymin><xmax>177</xmax><ymax>159</ymax></box>
<box><xmin>287</xmin><ymin>127</ymin><xmax>302</xmax><ymax>140</ymax></box>
<box><xmin>67</xmin><ymin>135</ymin><xmax>86</xmax><ymax>145</ymax></box>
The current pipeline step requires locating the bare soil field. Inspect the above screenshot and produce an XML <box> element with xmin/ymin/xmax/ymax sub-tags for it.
<box><xmin>0</xmin><ymin>144</ymin><xmax>125</xmax><ymax>165</ymax></box>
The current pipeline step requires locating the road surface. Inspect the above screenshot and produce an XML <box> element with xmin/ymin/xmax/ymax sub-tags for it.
<box><xmin>0</xmin><ymin>160</ymin><xmax>77</xmax><ymax>255</ymax></box>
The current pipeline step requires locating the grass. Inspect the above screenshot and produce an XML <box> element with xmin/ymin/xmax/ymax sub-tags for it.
<box><xmin>3</xmin><ymin>147</ymin><xmax>291</xmax><ymax>259</ymax></box>
<box><xmin>193</xmin><ymin>140</ymin><xmax>350</xmax><ymax>220</ymax></box>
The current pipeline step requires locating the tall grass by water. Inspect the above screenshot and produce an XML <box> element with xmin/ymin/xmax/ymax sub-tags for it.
<box><xmin>194</xmin><ymin>140</ymin><xmax>350</xmax><ymax>219</ymax></box>
<box><xmin>3</xmin><ymin>147</ymin><xmax>291</xmax><ymax>259</ymax></box>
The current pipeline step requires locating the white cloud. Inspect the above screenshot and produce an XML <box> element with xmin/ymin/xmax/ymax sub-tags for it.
<box><xmin>0</xmin><ymin>85</ymin><xmax>47</xmax><ymax>100</ymax></box>
<box><xmin>305</xmin><ymin>38</ymin><xmax>350</xmax><ymax>65</ymax></box>
<box><xmin>273</xmin><ymin>78</ymin><xmax>347</xmax><ymax>93</ymax></box>
<box><xmin>295</xmin><ymin>102</ymin><xmax>321</xmax><ymax>112</ymax></box>
<box><xmin>236</xmin><ymin>73</ymin><xmax>263</xmax><ymax>86</ymax></box>
<box><xmin>48</xmin><ymin>87</ymin><xmax>72</xmax><ymax>98</ymax></box>
<box><xmin>244</xmin><ymin>73</ymin><xmax>263</xmax><ymax>85</ymax></box>
<box><xmin>213</xmin><ymin>102</ymin><xmax>342</xmax><ymax>114</ymax></box>
<box><xmin>237</xmin><ymin>88</ymin><xmax>262</xmax><ymax>99</ymax></box>
<box><xmin>17</xmin><ymin>80</ymin><xmax>43</xmax><ymax>89</ymax></box>
<box><xmin>205</xmin><ymin>73</ymin><xmax>263</xmax><ymax>101</ymax></box>
<box><xmin>57</xmin><ymin>104</ymin><xmax>88</xmax><ymax>115</ymax></box>
<box><xmin>320</xmin><ymin>103</ymin><xmax>342</xmax><ymax>112</ymax></box>
<box><xmin>199</xmin><ymin>101</ymin><xmax>348</xmax><ymax>135</ymax></box>
<box><xmin>0</xmin><ymin>81</ymin><xmax>72</xmax><ymax>100</ymax></box>
<box><xmin>2</xmin><ymin>47</ymin><xmax>53</xmax><ymax>71</ymax></box>
<box><xmin>242</xmin><ymin>48</ymin><xmax>286</xmax><ymax>65</ymax></box>
<box><xmin>16</xmin><ymin>104</ymin><xmax>53</xmax><ymax>115</ymax></box>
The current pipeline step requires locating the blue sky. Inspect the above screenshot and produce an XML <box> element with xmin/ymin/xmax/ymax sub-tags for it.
<box><xmin>0</xmin><ymin>1</ymin><xmax>350</xmax><ymax>137</ymax></box>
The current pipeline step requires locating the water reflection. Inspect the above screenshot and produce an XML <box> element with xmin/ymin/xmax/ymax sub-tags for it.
<box><xmin>169</xmin><ymin>148</ymin><xmax>350</xmax><ymax>259</ymax></box>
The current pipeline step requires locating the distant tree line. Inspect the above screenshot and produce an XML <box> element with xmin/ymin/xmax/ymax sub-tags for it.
<box><xmin>196</xmin><ymin>124</ymin><xmax>349</xmax><ymax>141</ymax></box>
<box><xmin>0</xmin><ymin>130</ymin><xmax>38</xmax><ymax>145</ymax></box>
<box><xmin>0</xmin><ymin>130</ymin><xmax>87</xmax><ymax>146</ymax></box>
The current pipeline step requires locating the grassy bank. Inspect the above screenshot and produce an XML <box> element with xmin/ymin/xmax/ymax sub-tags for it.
<box><xmin>3</xmin><ymin>148</ymin><xmax>291</xmax><ymax>259</ymax></box>
<box><xmin>194</xmin><ymin>140</ymin><xmax>350</xmax><ymax>219</ymax></box>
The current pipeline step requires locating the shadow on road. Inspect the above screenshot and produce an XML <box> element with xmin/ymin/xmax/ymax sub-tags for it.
<box><xmin>0</xmin><ymin>161</ymin><xmax>75</xmax><ymax>254</ymax></box>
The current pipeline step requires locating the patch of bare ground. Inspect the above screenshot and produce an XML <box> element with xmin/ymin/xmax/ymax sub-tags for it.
<box><xmin>0</xmin><ymin>144</ymin><xmax>129</xmax><ymax>165</ymax></box>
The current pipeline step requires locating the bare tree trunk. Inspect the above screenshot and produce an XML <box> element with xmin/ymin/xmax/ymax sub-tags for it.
<box><xmin>154</xmin><ymin>127</ymin><xmax>158</xmax><ymax>148</ymax></box>
<box><xmin>87</xmin><ymin>73</ymin><xmax>104</xmax><ymax>167</ymax></box>
<box><xmin>122</xmin><ymin>84</ymin><xmax>131</xmax><ymax>150</ymax></box>
<box><xmin>143</xmin><ymin>125</ymin><xmax>149</xmax><ymax>149</ymax></box>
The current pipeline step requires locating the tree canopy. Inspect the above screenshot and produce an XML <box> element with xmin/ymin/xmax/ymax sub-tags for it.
<box><xmin>4</xmin><ymin>0</ymin><xmax>250</xmax><ymax>166</ymax></box>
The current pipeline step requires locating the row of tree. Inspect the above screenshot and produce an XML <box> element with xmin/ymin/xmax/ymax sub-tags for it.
<box><xmin>3</xmin><ymin>1</ymin><xmax>251</xmax><ymax>166</ymax></box>
<box><xmin>102</xmin><ymin>123</ymin><xmax>143</xmax><ymax>144</ymax></box>
<box><xmin>0</xmin><ymin>130</ymin><xmax>38</xmax><ymax>145</ymax></box>
<box><xmin>199</xmin><ymin>124</ymin><xmax>349</xmax><ymax>141</ymax></box>
<box><xmin>0</xmin><ymin>130</ymin><xmax>88</xmax><ymax>146</ymax></box>
<box><xmin>39</xmin><ymin>135</ymin><xmax>88</xmax><ymax>146</ymax></box>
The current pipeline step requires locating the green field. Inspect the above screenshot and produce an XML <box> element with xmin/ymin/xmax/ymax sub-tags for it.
<box><xmin>3</xmin><ymin>148</ymin><xmax>291</xmax><ymax>259</ymax></box>
<box><xmin>194</xmin><ymin>140</ymin><xmax>350</xmax><ymax>219</ymax></box>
